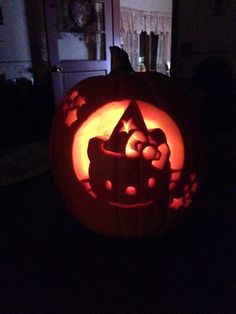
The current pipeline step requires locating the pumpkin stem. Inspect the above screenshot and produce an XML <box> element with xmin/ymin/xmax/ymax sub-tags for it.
<box><xmin>110</xmin><ymin>46</ymin><xmax>135</xmax><ymax>73</ymax></box>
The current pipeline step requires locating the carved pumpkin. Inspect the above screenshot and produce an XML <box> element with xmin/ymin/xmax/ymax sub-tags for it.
<box><xmin>50</xmin><ymin>47</ymin><xmax>200</xmax><ymax>237</ymax></box>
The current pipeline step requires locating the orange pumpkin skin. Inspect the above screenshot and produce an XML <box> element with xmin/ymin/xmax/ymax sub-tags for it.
<box><xmin>50</xmin><ymin>70</ymin><xmax>200</xmax><ymax>238</ymax></box>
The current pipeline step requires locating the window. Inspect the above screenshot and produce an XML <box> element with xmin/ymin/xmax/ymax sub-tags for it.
<box><xmin>120</xmin><ymin>6</ymin><xmax>172</xmax><ymax>75</ymax></box>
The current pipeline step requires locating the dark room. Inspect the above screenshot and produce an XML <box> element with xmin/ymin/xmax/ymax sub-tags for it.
<box><xmin>1</xmin><ymin>1</ymin><xmax>235</xmax><ymax>313</ymax></box>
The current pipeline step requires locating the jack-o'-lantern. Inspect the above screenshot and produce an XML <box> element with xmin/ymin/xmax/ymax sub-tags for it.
<box><xmin>50</xmin><ymin>47</ymin><xmax>201</xmax><ymax>237</ymax></box>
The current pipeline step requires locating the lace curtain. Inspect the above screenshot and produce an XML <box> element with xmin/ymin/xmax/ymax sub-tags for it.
<box><xmin>120</xmin><ymin>7</ymin><xmax>172</xmax><ymax>73</ymax></box>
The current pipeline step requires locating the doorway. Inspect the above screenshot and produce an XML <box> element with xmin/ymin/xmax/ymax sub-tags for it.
<box><xmin>119</xmin><ymin>0</ymin><xmax>173</xmax><ymax>75</ymax></box>
<box><xmin>44</xmin><ymin>0</ymin><xmax>115</xmax><ymax>105</ymax></box>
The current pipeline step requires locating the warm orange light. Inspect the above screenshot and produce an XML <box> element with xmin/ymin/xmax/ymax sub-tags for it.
<box><xmin>169</xmin><ymin>172</ymin><xmax>198</xmax><ymax>210</ymax></box>
<box><xmin>63</xmin><ymin>90</ymin><xmax>87</xmax><ymax>126</ymax></box>
<box><xmin>72</xmin><ymin>100</ymin><xmax>185</xmax><ymax>184</ymax></box>
<box><xmin>148</xmin><ymin>177</ymin><xmax>156</xmax><ymax>188</ymax></box>
<box><xmin>125</xmin><ymin>130</ymin><xmax>147</xmax><ymax>158</ymax></box>
<box><xmin>125</xmin><ymin>186</ymin><xmax>137</xmax><ymax>196</ymax></box>
<box><xmin>121</xmin><ymin>118</ymin><xmax>136</xmax><ymax>133</ymax></box>
<box><xmin>142</xmin><ymin>145</ymin><xmax>157</xmax><ymax>160</ymax></box>
<box><xmin>105</xmin><ymin>180</ymin><xmax>112</xmax><ymax>190</ymax></box>
<box><xmin>69</xmin><ymin>91</ymin><xmax>79</xmax><ymax>100</ymax></box>
<box><xmin>169</xmin><ymin>197</ymin><xmax>184</xmax><ymax>210</ymax></box>
<box><xmin>65</xmin><ymin>109</ymin><xmax>78</xmax><ymax>127</ymax></box>
<box><xmin>151</xmin><ymin>143</ymin><xmax>169</xmax><ymax>170</ymax></box>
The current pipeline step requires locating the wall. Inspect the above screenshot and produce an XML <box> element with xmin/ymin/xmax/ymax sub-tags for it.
<box><xmin>1</xmin><ymin>0</ymin><xmax>235</xmax><ymax>80</ymax></box>
<box><xmin>175</xmin><ymin>0</ymin><xmax>236</xmax><ymax>78</ymax></box>
<box><xmin>120</xmin><ymin>0</ymin><xmax>172</xmax><ymax>13</ymax></box>
<box><xmin>0</xmin><ymin>0</ymin><xmax>33</xmax><ymax>80</ymax></box>
<box><xmin>0</xmin><ymin>0</ymin><xmax>172</xmax><ymax>80</ymax></box>
<box><xmin>0</xmin><ymin>0</ymin><xmax>54</xmax><ymax>148</ymax></box>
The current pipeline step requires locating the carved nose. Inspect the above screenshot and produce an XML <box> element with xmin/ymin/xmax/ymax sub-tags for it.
<box><xmin>125</xmin><ymin>186</ymin><xmax>136</xmax><ymax>196</ymax></box>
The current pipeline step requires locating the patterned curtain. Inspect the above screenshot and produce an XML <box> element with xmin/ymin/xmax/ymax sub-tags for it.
<box><xmin>120</xmin><ymin>32</ymin><xmax>140</xmax><ymax>71</ymax></box>
<box><xmin>156</xmin><ymin>32</ymin><xmax>171</xmax><ymax>74</ymax></box>
<box><xmin>120</xmin><ymin>7</ymin><xmax>172</xmax><ymax>74</ymax></box>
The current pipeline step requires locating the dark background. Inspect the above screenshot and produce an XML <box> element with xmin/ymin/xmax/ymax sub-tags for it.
<box><xmin>1</xmin><ymin>1</ymin><xmax>236</xmax><ymax>313</ymax></box>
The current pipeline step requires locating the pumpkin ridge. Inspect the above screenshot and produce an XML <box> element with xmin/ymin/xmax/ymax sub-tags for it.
<box><xmin>50</xmin><ymin>47</ymin><xmax>201</xmax><ymax>238</ymax></box>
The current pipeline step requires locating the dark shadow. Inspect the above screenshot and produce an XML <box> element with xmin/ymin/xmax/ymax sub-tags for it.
<box><xmin>0</xmin><ymin>1</ymin><xmax>55</xmax><ymax>150</ymax></box>
<box><xmin>0</xmin><ymin>76</ymin><xmax>54</xmax><ymax>150</ymax></box>
<box><xmin>191</xmin><ymin>56</ymin><xmax>235</xmax><ymax>133</ymax></box>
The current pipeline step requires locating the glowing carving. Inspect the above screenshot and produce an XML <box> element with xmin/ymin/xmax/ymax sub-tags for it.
<box><xmin>72</xmin><ymin>100</ymin><xmax>185</xmax><ymax>183</ymax></box>
<box><xmin>148</xmin><ymin>178</ymin><xmax>156</xmax><ymax>188</ymax></box>
<box><xmin>169</xmin><ymin>173</ymin><xmax>198</xmax><ymax>210</ymax></box>
<box><xmin>49</xmin><ymin>46</ymin><xmax>201</xmax><ymax>238</ymax></box>
<box><xmin>169</xmin><ymin>197</ymin><xmax>185</xmax><ymax>210</ymax></box>
<box><xmin>142</xmin><ymin>146</ymin><xmax>157</xmax><ymax>160</ymax></box>
<box><xmin>105</xmin><ymin>180</ymin><xmax>112</xmax><ymax>190</ymax></box>
<box><xmin>62</xmin><ymin>95</ymin><xmax>199</xmax><ymax>211</ymax></box>
<box><xmin>121</xmin><ymin>118</ymin><xmax>136</xmax><ymax>133</ymax></box>
<box><xmin>125</xmin><ymin>186</ymin><xmax>136</xmax><ymax>196</ymax></box>
<box><xmin>70</xmin><ymin>100</ymin><xmax>188</xmax><ymax>208</ymax></box>
<box><xmin>63</xmin><ymin>90</ymin><xmax>87</xmax><ymax>126</ymax></box>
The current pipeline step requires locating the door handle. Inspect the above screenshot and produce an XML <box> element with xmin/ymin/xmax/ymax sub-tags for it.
<box><xmin>50</xmin><ymin>65</ymin><xmax>63</xmax><ymax>73</ymax></box>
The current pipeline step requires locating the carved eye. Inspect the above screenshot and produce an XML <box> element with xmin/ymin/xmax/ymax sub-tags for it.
<box><xmin>148</xmin><ymin>178</ymin><xmax>156</xmax><ymax>188</ymax></box>
<box><xmin>105</xmin><ymin>180</ymin><xmax>112</xmax><ymax>190</ymax></box>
